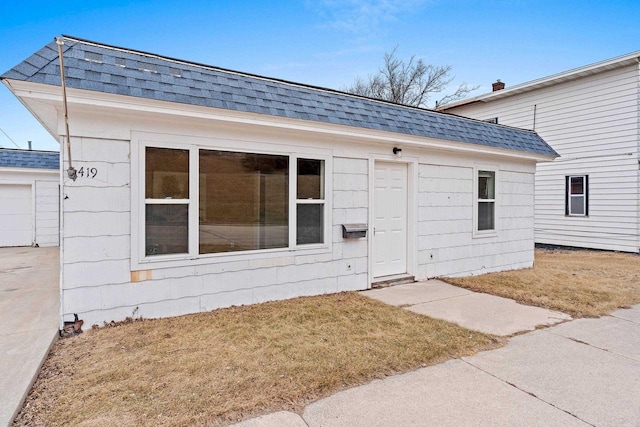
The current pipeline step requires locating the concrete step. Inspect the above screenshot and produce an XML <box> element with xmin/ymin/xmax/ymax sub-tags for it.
<box><xmin>371</xmin><ymin>274</ymin><xmax>416</xmax><ymax>289</ymax></box>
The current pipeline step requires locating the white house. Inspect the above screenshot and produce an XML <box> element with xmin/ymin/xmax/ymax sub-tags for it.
<box><xmin>440</xmin><ymin>52</ymin><xmax>640</xmax><ymax>253</ymax></box>
<box><xmin>1</xmin><ymin>36</ymin><xmax>556</xmax><ymax>327</ymax></box>
<box><xmin>0</xmin><ymin>148</ymin><xmax>59</xmax><ymax>247</ymax></box>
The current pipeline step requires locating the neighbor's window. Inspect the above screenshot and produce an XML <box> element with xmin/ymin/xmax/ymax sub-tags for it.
<box><xmin>566</xmin><ymin>175</ymin><xmax>588</xmax><ymax>216</ymax></box>
<box><xmin>199</xmin><ymin>150</ymin><xmax>289</xmax><ymax>254</ymax></box>
<box><xmin>143</xmin><ymin>145</ymin><xmax>327</xmax><ymax>258</ymax></box>
<box><xmin>145</xmin><ymin>147</ymin><xmax>190</xmax><ymax>256</ymax></box>
<box><xmin>477</xmin><ymin>170</ymin><xmax>495</xmax><ymax>231</ymax></box>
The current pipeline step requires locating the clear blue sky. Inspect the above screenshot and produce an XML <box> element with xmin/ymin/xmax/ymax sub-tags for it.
<box><xmin>1</xmin><ymin>0</ymin><xmax>639</xmax><ymax>151</ymax></box>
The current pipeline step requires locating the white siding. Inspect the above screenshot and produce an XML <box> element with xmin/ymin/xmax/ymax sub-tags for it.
<box><xmin>447</xmin><ymin>64</ymin><xmax>640</xmax><ymax>253</ymax></box>
<box><xmin>34</xmin><ymin>180</ymin><xmax>59</xmax><ymax>246</ymax></box>
<box><xmin>416</xmin><ymin>164</ymin><xmax>534</xmax><ymax>279</ymax></box>
<box><xmin>61</xmin><ymin>137</ymin><xmax>368</xmax><ymax>326</ymax></box>
<box><xmin>60</xmin><ymin>131</ymin><xmax>538</xmax><ymax>326</ymax></box>
<box><xmin>53</xmin><ymin>99</ymin><xmax>539</xmax><ymax>326</ymax></box>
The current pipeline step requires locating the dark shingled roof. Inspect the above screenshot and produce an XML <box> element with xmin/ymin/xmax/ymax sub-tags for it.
<box><xmin>1</xmin><ymin>36</ymin><xmax>557</xmax><ymax>158</ymax></box>
<box><xmin>0</xmin><ymin>148</ymin><xmax>59</xmax><ymax>170</ymax></box>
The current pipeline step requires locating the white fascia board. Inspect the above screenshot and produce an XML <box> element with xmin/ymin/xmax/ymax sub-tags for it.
<box><xmin>7</xmin><ymin>79</ymin><xmax>555</xmax><ymax>163</ymax></box>
<box><xmin>443</xmin><ymin>51</ymin><xmax>640</xmax><ymax>109</ymax></box>
<box><xmin>3</xmin><ymin>79</ymin><xmax>62</xmax><ymax>140</ymax></box>
<box><xmin>0</xmin><ymin>167</ymin><xmax>58</xmax><ymax>175</ymax></box>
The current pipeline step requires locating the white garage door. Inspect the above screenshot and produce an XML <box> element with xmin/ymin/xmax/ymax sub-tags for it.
<box><xmin>0</xmin><ymin>184</ymin><xmax>32</xmax><ymax>247</ymax></box>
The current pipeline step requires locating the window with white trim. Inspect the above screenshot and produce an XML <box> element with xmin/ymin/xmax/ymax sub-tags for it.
<box><xmin>142</xmin><ymin>145</ymin><xmax>328</xmax><ymax>259</ymax></box>
<box><xmin>566</xmin><ymin>175</ymin><xmax>588</xmax><ymax>216</ymax></box>
<box><xmin>477</xmin><ymin>170</ymin><xmax>496</xmax><ymax>232</ymax></box>
<box><xmin>296</xmin><ymin>158</ymin><xmax>325</xmax><ymax>245</ymax></box>
<box><xmin>145</xmin><ymin>147</ymin><xmax>190</xmax><ymax>255</ymax></box>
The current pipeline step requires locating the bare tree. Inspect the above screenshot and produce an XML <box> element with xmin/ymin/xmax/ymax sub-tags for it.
<box><xmin>344</xmin><ymin>47</ymin><xmax>478</xmax><ymax>109</ymax></box>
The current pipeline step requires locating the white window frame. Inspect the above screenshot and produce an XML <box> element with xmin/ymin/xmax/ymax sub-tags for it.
<box><xmin>131</xmin><ymin>133</ymin><xmax>332</xmax><ymax>270</ymax></box>
<box><xmin>144</xmin><ymin>147</ymin><xmax>192</xmax><ymax>257</ymax></box>
<box><xmin>566</xmin><ymin>175</ymin><xmax>587</xmax><ymax>217</ymax></box>
<box><xmin>294</xmin><ymin>157</ymin><xmax>326</xmax><ymax>246</ymax></box>
<box><xmin>473</xmin><ymin>165</ymin><xmax>498</xmax><ymax>238</ymax></box>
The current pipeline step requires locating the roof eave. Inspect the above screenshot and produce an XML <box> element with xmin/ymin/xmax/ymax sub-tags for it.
<box><xmin>7</xmin><ymin>79</ymin><xmax>556</xmax><ymax>162</ymax></box>
<box><xmin>2</xmin><ymin>79</ymin><xmax>62</xmax><ymax>143</ymax></box>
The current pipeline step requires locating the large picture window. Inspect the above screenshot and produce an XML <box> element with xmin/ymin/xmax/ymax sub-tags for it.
<box><xmin>199</xmin><ymin>150</ymin><xmax>289</xmax><ymax>254</ymax></box>
<box><xmin>142</xmin><ymin>144</ymin><xmax>328</xmax><ymax>260</ymax></box>
<box><xmin>566</xmin><ymin>175</ymin><xmax>588</xmax><ymax>216</ymax></box>
<box><xmin>477</xmin><ymin>170</ymin><xmax>496</xmax><ymax>232</ymax></box>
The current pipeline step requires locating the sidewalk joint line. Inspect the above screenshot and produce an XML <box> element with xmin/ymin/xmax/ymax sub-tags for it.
<box><xmin>546</xmin><ymin>330</ymin><xmax>640</xmax><ymax>364</ymax></box>
<box><xmin>405</xmin><ymin>293</ymin><xmax>473</xmax><ymax>306</ymax></box>
<box><xmin>609</xmin><ymin>314</ymin><xmax>640</xmax><ymax>325</ymax></box>
<box><xmin>461</xmin><ymin>358</ymin><xmax>596</xmax><ymax>426</ymax></box>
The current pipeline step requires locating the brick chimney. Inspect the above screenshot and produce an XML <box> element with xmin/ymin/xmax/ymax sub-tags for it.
<box><xmin>492</xmin><ymin>79</ymin><xmax>505</xmax><ymax>92</ymax></box>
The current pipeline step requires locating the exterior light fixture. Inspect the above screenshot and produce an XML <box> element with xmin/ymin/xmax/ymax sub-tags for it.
<box><xmin>393</xmin><ymin>147</ymin><xmax>402</xmax><ymax>157</ymax></box>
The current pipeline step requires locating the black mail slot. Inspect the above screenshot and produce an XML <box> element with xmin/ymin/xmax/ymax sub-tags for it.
<box><xmin>342</xmin><ymin>223</ymin><xmax>368</xmax><ymax>238</ymax></box>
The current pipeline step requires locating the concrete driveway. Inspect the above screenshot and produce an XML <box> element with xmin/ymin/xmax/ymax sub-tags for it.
<box><xmin>0</xmin><ymin>246</ymin><xmax>59</xmax><ymax>427</ymax></box>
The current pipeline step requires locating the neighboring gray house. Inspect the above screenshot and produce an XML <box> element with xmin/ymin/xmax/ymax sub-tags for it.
<box><xmin>0</xmin><ymin>148</ymin><xmax>59</xmax><ymax>247</ymax></box>
<box><xmin>441</xmin><ymin>52</ymin><xmax>640</xmax><ymax>253</ymax></box>
<box><xmin>2</xmin><ymin>36</ymin><xmax>556</xmax><ymax>326</ymax></box>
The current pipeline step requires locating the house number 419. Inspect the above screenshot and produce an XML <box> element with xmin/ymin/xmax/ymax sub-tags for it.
<box><xmin>77</xmin><ymin>166</ymin><xmax>98</xmax><ymax>178</ymax></box>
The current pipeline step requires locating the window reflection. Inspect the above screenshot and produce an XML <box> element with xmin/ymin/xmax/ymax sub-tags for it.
<box><xmin>199</xmin><ymin>150</ymin><xmax>289</xmax><ymax>253</ymax></box>
<box><xmin>146</xmin><ymin>147</ymin><xmax>189</xmax><ymax>199</ymax></box>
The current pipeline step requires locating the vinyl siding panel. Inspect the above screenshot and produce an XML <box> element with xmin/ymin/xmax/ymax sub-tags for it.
<box><xmin>447</xmin><ymin>63</ymin><xmax>640</xmax><ymax>253</ymax></box>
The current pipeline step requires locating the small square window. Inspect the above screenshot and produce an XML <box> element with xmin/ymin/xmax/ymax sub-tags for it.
<box><xmin>478</xmin><ymin>171</ymin><xmax>495</xmax><ymax>200</ymax></box>
<box><xmin>145</xmin><ymin>204</ymin><xmax>188</xmax><ymax>255</ymax></box>
<box><xmin>297</xmin><ymin>204</ymin><xmax>324</xmax><ymax>245</ymax></box>
<box><xmin>297</xmin><ymin>158</ymin><xmax>324</xmax><ymax>199</ymax></box>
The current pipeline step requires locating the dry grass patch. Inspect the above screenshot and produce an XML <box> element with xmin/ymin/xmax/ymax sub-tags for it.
<box><xmin>15</xmin><ymin>292</ymin><xmax>501</xmax><ymax>426</ymax></box>
<box><xmin>444</xmin><ymin>248</ymin><xmax>640</xmax><ymax>318</ymax></box>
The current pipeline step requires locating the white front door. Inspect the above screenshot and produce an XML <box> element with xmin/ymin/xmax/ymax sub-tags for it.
<box><xmin>373</xmin><ymin>161</ymin><xmax>407</xmax><ymax>278</ymax></box>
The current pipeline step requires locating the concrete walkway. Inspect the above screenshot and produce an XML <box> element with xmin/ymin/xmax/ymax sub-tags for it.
<box><xmin>363</xmin><ymin>280</ymin><xmax>571</xmax><ymax>336</ymax></box>
<box><xmin>234</xmin><ymin>282</ymin><xmax>640</xmax><ymax>427</ymax></box>
<box><xmin>0</xmin><ymin>247</ymin><xmax>59</xmax><ymax>427</ymax></box>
